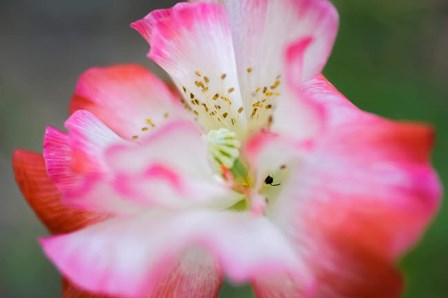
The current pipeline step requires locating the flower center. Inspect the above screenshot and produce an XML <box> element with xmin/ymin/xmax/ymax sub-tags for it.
<box><xmin>206</xmin><ymin>128</ymin><xmax>288</xmax><ymax>216</ymax></box>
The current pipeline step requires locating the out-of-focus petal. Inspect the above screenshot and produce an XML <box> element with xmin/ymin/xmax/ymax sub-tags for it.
<box><xmin>269</xmin><ymin>37</ymin><xmax>331</xmax><ymax>141</ymax></box>
<box><xmin>43</xmin><ymin>110</ymin><xmax>122</xmax><ymax>196</ymax></box>
<box><xmin>12</xmin><ymin>150</ymin><xmax>106</xmax><ymax>234</ymax></box>
<box><xmin>252</xmin><ymin>249</ymin><xmax>402</xmax><ymax>298</ymax></box>
<box><xmin>252</xmin><ymin>119</ymin><xmax>440</xmax><ymax>297</ymax></box>
<box><xmin>299</xmin><ymin>120</ymin><xmax>440</xmax><ymax>258</ymax></box>
<box><xmin>62</xmin><ymin>252</ymin><xmax>222</xmax><ymax>298</ymax></box>
<box><xmin>273</xmin><ymin>42</ymin><xmax>371</xmax><ymax>141</ymax></box>
<box><xmin>70</xmin><ymin>64</ymin><xmax>187</xmax><ymax>140</ymax></box>
<box><xmin>64</xmin><ymin>120</ymin><xmax>241</xmax><ymax>215</ymax></box>
<box><xmin>41</xmin><ymin>210</ymin><xmax>303</xmax><ymax>298</ymax></box>
<box><xmin>297</xmin><ymin>75</ymin><xmax>371</xmax><ymax>127</ymax></box>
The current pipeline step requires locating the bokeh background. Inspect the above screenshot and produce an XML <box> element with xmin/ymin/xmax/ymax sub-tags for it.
<box><xmin>0</xmin><ymin>0</ymin><xmax>447</xmax><ymax>297</ymax></box>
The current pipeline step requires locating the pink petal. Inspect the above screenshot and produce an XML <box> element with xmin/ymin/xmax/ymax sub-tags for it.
<box><xmin>216</xmin><ymin>0</ymin><xmax>338</xmax><ymax>83</ymax></box>
<box><xmin>271</xmin><ymin>42</ymin><xmax>346</xmax><ymax>141</ymax></box>
<box><xmin>132</xmin><ymin>3</ymin><xmax>247</xmax><ymax>134</ymax></box>
<box><xmin>253</xmin><ymin>253</ymin><xmax>403</xmax><ymax>298</ymax></box>
<box><xmin>13</xmin><ymin>152</ymin><xmax>221</xmax><ymax>298</ymax></box>
<box><xmin>70</xmin><ymin>64</ymin><xmax>187</xmax><ymax>140</ymax></box>
<box><xmin>12</xmin><ymin>150</ymin><xmax>106</xmax><ymax>234</ymax></box>
<box><xmin>133</xmin><ymin>3</ymin><xmax>237</xmax><ymax>90</ymax></box>
<box><xmin>61</xmin><ymin>253</ymin><xmax>222</xmax><ymax>298</ymax></box>
<box><xmin>66</xmin><ymin>120</ymin><xmax>241</xmax><ymax>214</ymax></box>
<box><xmin>43</xmin><ymin>110</ymin><xmax>122</xmax><ymax>196</ymax></box>
<box><xmin>41</xmin><ymin>210</ymin><xmax>303</xmax><ymax>297</ymax></box>
<box><xmin>275</xmin><ymin>41</ymin><xmax>376</xmax><ymax>141</ymax></box>
<box><xmin>271</xmin><ymin>54</ymin><xmax>372</xmax><ymax>141</ymax></box>
<box><xmin>252</xmin><ymin>119</ymin><xmax>440</xmax><ymax>297</ymax></box>
<box><xmin>105</xmin><ymin>120</ymin><xmax>242</xmax><ymax>210</ymax></box>
<box><xmin>303</xmin><ymin>120</ymin><xmax>440</xmax><ymax>258</ymax></box>
<box><xmin>191</xmin><ymin>0</ymin><xmax>338</xmax><ymax>83</ymax></box>
<box><xmin>297</xmin><ymin>75</ymin><xmax>370</xmax><ymax>127</ymax></box>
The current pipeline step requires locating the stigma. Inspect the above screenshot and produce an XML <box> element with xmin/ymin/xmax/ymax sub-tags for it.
<box><xmin>207</xmin><ymin>128</ymin><xmax>241</xmax><ymax>169</ymax></box>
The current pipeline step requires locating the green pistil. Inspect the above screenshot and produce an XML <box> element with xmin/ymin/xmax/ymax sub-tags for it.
<box><xmin>228</xmin><ymin>198</ymin><xmax>248</xmax><ymax>212</ymax></box>
<box><xmin>230</xmin><ymin>158</ymin><xmax>249</xmax><ymax>184</ymax></box>
<box><xmin>227</xmin><ymin>158</ymin><xmax>252</xmax><ymax>212</ymax></box>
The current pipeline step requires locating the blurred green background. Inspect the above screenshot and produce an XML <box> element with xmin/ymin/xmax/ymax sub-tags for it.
<box><xmin>0</xmin><ymin>0</ymin><xmax>447</xmax><ymax>297</ymax></box>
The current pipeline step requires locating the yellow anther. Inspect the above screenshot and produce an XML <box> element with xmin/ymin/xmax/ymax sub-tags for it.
<box><xmin>146</xmin><ymin>118</ymin><xmax>156</xmax><ymax>127</ymax></box>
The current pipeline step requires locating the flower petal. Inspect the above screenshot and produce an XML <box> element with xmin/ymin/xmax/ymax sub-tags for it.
<box><xmin>303</xmin><ymin>120</ymin><xmax>440</xmax><ymax>258</ymax></box>
<box><xmin>12</xmin><ymin>150</ymin><xmax>106</xmax><ymax>234</ymax></box>
<box><xmin>43</xmin><ymin>110</ymin><xmax>122</xmax><ymax>195</ymax></box>
<box><xmin>61</xmin><ymin>253</ymin><xmax>222</xmax><ymax>298</ymax></box>
<box><xmin>244</xmin><ymin>132</ymin><xmax>303</xmax><ymax>191</ymax></box>
<box><xmin>298</xmin><ymin>75</ymin><xmax>371</xmax><ymax>127</ymax></box>
<box><xmin>41</xmin><ymin>210</ymin><xmax>303</xmax><ymax>297</ymax></box>
<box><xmin>256</xmin><ymin>119</ymin><xmax>440</xmax><ymax>297</ymax></box>
<box><xmin>70</xmin><ymin>64</ymin><xmax>187</xmax><ymax>140</ymax></box>
<box><xmin>64</xmin><ymin>120</ymin><xmax>241</xmax><ymax>214</ymax></box>
<box><xmin>105</xmin><ymin>120</ymin><xmax>237</xmax><ymax>209</ymax></box>
<box><xmin>218</xmin><ymin>0</ymin><xmax>338</xmax><ymax>85</ymax></box>
<box><xmin>192</xmin><ymin>0</ymin><xmax>338</xmax><ymax>83</ymax></box>
<box><xmin>132</xmin><ymin>3</ymin><xmax>248</xmax><ymax>135</ymax></box>
<box><xmin>252</xmin><ymin>250</ymin><xmax>402</xmax><ymax>298</ymax></box>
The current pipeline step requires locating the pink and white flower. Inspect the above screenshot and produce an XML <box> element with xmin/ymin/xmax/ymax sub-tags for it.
<box><xmin>13</xmin><ymin>1</ymin><xmax>441</xmax><ymax>297</ymax></box>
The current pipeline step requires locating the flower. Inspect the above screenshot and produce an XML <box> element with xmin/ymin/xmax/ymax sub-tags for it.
<box><xmin>13</xmin><ymin>1</ymin><xmax>441</xmax><ymax>297</ymax></box>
